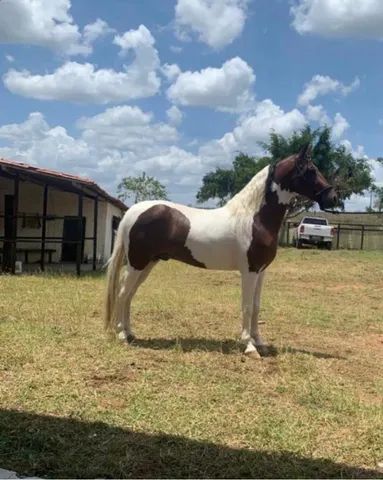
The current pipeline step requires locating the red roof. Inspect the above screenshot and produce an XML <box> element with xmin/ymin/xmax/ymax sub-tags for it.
<box><xmin>0</xmin><ymin>157</ymin><xmax>127</xmax><ymax>211</ymax></box>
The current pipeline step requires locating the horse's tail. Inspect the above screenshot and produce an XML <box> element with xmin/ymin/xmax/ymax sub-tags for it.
<box><xmin>104</xmin><ymin>226</ymin><xmax>126</xmax><ymax>332</ymax></box>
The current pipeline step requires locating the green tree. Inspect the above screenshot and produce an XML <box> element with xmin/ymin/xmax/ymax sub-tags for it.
<box><xmin>196</xmin><ymin>154</ymin><xmax>269</xmax><ymax>206</ymax></box>
<box><xmin>197</xmin><ymin>126</ymin><xmax>374</xmax><ymax>214</ymax></box>
<box><xmin>367</xmin><ymin>185</ymin><xmax>383</xmax><ymax>212</ymax></box>
<box><xmin>117</xmin><ymin>172</ymin><xmax>168</xmax><ymax>204</ymax></box>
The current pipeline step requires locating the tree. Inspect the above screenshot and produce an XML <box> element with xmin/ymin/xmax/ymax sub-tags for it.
<box><xmin>197</xmin><ymin>126</ymin><xmax>374</xmax><ymax>214</ymax></box>
<box><xmin>117</xmin><ymin>172</ymin><xmax>168</xmax><ymax>204</ymax></box>
<box><xmin>367</xmin><ymin>185</ymin><xmax>383</xmax><ymax>212</ymax></box>
<box><xmin>196</xmin><ymin>153</ymin><xmax>269</xmax><ymax>206</ymax></box>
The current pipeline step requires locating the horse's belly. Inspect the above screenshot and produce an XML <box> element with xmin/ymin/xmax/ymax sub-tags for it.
<box><xmin>185</xmin><ymin>237</ymin><xmax>238</xmax><ymax>270</ymax></box>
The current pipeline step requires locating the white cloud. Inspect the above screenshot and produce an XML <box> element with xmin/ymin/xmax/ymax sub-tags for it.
<box><xmin>305</xmin><ymin>105</ymin><xmax>349</xmax><ymax>139</ymax></box>
<box><xmin>298</xmin><ymin>75</ymin><xmax>360</xmax><ymax>106</ymax></box>
<box><xmin>166</xmin><ymin>105</ymin><xmax>183</xmax><ymax>126</ymax></box>
<box><xmin>332</xmin><ymin>112</ymin><xmax>349</xmax><ymax>139</ymax></box>
<box><xmin>0</xmin><ymin>108</ymin><xmax>199</xmax><ymax>198</ymax></box>
<box><xmin>3</xmin><ymin>24</ymin><xmax>161</xmax><ymax>104</ymax></box>
<box><xmin>0</xmin><ymin>0</ymin><xmax>109</xmax><ymax>55</ymax></box>
<box><xmin>113</xmin><ymin>24</ymin><xmax>157</xmax><ymax>60</ymax></box>
<box><xmin>5</xmin><ymin>54</ymin><xmax>15</xmax><ymax>63</ymax></box>
<box><xmin>175</xmin><ymin>0</ymin><xmax>248</xmax><ymax>49</ymax></box>
<box><xmin>4</xmin><ymin>28</ymin><xmax>163</xmax><ymax>105</ymax></box>
<box><xmin>306</xmin><ymin>104</ymin><xmax>330</xmax><ymax>125</ymax></box>
<box><xmin>291</xmin><ymin>0</ymin><xmax>383</xmax><ymax>39</ymax></box>
<box><xmin>161</xmin><ymin>63</ymin><xmax>182</xmax><ymax>82</ymax></box>
<box><xmin>199</xmin><ymin>99</ymin><xmax>307</xmax><ymax>166</ymax></box>
<box><xmin>0</xmin><ymin>112</ymin><xmax>91</xmax><ymax>170</ymax></box>
<box><xmin>78</xmin><ymin>105</ymin><xmax>178</xmax><ymax>151</ymax></box>
<box><xmin>167</xmin><ymin>57</ymin><xmax>255</xmax><ymax>112</ymax></box>
<box><xmin>83</xmin><ymin>19</ymin><xmax>114</xmax><ymax>46</ymax></box>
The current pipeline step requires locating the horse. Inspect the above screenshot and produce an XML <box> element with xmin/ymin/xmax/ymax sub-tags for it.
<box><xmin>104</xmin><ymin>144</ymin><xmax>337</xmax><ymax>358</ymax></box>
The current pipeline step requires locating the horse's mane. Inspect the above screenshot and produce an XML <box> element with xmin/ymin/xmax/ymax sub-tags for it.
<box><xmin>226</xmin><ymin>164</ymin><xmax>274</xmax><ymax>216</ymax></box>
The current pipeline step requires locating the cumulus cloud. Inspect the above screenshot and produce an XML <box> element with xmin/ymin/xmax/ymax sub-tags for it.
<box><xmin>199</xmin><ymin>99</ymin><xmax>307</xmax><ymax>166</ymax></box>
<box><xmin>297</xmin><ymin>75</ymin><xmax>360</xmax><ymax>106</ymax></box>
<box><xmin>167</xmin><ymin>57</ymin><xmax>255</xmax><ymax>112</ymax></box>
<box><xmin>0</xmin><ymin>112</ymin><xmax>91</xmax><ymax>170</ymax></box>
<box><xmin>83</xmin><ymin>18</ymin><xmax>114</xmax><ymax>46</ymax></box>
<box><xmin>305</xmin><ymin>104</ymin><xmax>331</xmax><ymax>125</ymax></box>
<box><xmin>3</xmin><ymin>25</ymin><xmax>161</xmax><ymax>104</ymax></box>
<box><xmin>0</xmin><ymin>0</ymin><xmax>109</xmax><ymax>55</ymax></box>
<box><xmin>291</xmin><ymin>0</ymin><xmax>383</xmax><ymax>39</ymax></box>
<box><xmin>175</xmin><ymin>0</ymin><xmax>248</xmax><ymax>49</ymax></box>
<box><xmin>0</xmin><ymin>108</ymin><xmax>199</xmax><ymax>199</ymax></box>
<box><xmin>166</xmin><ymin>105</ymin><xmax>183</xmax><ymax>126</ymax></box>
<box><xmin>332</xmin><ymin>112</ymin><xmax>349</xmax><ymax>139</ymax></box>
<box><xmin>161</xmin><ymin>63</ymin><xmax>182</xmax><ymax>82</ymax></box>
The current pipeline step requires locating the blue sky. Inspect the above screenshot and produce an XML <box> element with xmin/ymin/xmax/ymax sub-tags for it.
<box><xmin>0</xmin><ymin>0</ymin><xmax>382</xmax><ymax>209</ymax></box>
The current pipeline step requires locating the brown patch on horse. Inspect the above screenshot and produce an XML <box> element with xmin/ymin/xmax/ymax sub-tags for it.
<box><xmin>128</xmin><ymin>204</ymin><xmax>206</xmax><ymax>270</ymax></box>
<box><xmin>247</xmin><ymin>165</ymin><xmax>290</xmax><ymax>273</ymax></box>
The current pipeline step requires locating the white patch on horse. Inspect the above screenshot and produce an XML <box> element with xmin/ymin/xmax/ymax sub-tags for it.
<box><xmin>271</xmin><ymin>181</ymin><xmax>296</xmax><ymax>205</ymax></box>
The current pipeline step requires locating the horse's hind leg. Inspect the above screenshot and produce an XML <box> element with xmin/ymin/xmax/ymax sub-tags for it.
<box><xmin>117</xmin><ymin>262</ymin><xmax>156</xmax><ymax>342</ymax></box>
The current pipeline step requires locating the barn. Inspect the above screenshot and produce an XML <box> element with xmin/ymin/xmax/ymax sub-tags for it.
<box><xmin>0</xmin><ymin>158</ymin><xmax>127</xmax><ymax>275</ymax></box>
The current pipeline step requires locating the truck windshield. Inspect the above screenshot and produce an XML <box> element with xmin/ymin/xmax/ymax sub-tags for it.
<box><xmin>302</xmin><ymin>218</ymin><xmax>327</xmax><ymax>225</ymax></box>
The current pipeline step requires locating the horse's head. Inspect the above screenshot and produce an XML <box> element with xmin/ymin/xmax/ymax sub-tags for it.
<box><xmin>273</xmin><ymin>144</ymin><xmax>338</xmax><ymax>210</ymax></box>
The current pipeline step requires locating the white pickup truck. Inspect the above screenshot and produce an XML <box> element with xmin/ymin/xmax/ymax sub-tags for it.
<box><xmin>294</xmin><ymin>217</ymin><xmax>335</xmax><ymax>250</ymax></box>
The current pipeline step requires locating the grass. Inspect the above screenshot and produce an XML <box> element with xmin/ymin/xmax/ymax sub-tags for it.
<box><xmin>0</xmin><ymin>249</ymin><xmax>382</xmax><ymax>478</ymax></box>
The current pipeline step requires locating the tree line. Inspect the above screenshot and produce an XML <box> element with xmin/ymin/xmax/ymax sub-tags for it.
<box><xmin>117</xmin><ymin>126</ymin><xmax>382</xmax><ymax>214</ymax></box>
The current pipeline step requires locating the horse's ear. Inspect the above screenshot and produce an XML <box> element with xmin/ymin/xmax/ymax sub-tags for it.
<box><xmin>296</xmin><ymin>143</ymin><xmax>312</xmax><ymax>170</ymax></box>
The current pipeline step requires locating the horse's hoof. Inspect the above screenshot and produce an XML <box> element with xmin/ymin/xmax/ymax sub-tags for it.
<box><xmin>244</xmin><ymin>342</ymin><xmax>262</xmax><ymax>359</ymax></box>
<box><xmin>244</xmin><ymin>350</ymin><xmax>262</xmax><ymax>360</ymax></box>
<box><xmin>126</xmin><ymin>334</ymin><xmax>136</xmax><ymax>344</ymax></box>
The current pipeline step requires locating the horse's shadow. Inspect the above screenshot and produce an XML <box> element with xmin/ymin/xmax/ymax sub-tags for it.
<box><xmin>131</xmin><ymin>337</ymin><xmax>345</xmax><ymax>360</ymax></box>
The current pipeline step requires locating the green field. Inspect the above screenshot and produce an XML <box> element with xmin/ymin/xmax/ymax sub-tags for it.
<box><xmin>0</xmin><ymin>249</ymin><xmax>382</xmax><ymax>478</ymax></box>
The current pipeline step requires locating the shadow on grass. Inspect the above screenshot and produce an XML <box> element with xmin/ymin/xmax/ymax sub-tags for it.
<box><xmin>131</xmin><ymin>337</ymin><xmax>345</xmax><ymax>360</ymax></box>
<box><xmin>0</xmin><ymin>409</ymin><xmax>379</xmax><ymax>479</ymax></box>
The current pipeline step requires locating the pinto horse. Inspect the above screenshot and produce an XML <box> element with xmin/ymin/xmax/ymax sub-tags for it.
<box><xmin>105</xmin><ymin>144</ymin><xmax>337</xmax><ymax>357</ymax></box>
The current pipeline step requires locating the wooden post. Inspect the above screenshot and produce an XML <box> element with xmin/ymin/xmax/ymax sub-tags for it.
<box><xmin>76</xmin><ymin>192</ymin><xmax>83</xmax><ymax>277</ymax></box>
<box><xmin>92</xmin><ymin>196</ymin><xmax>98</xmax><ymax>271</ymax></box>
<box><xmin>360</xmin><ymin>225</ymin><xmax>365</xmax><ymax>250</ymax></box>
<box><xmin>11</xmin><ymin>174</ymin><xmax>19</xmax><ymax>274</ymax></box>
<box><xmin>336</xmin><ymin>223</ymin><xmax>341</xmax><ymax>249</ymax></box>
<box><xmin>286</xmin><ymin>222</ymin><xmax>290</xmax><ymax>246</ymax></box>
<box><xmin>40</xmin><ymin>185</ymin><xmax>48</xmax><ymax>271</ymax></box>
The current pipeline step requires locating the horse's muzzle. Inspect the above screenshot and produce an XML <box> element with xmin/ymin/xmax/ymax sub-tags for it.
<box><xmin>318</xmin><ymin>187</ymin><xmax>338</xmax><ymax>210</ymax></box>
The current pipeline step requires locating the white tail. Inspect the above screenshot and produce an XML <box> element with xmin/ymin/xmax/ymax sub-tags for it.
<box><xmin>104</xmin><ymin>228</ymin><xmax>126</xmax><ymax>332</ymax></box>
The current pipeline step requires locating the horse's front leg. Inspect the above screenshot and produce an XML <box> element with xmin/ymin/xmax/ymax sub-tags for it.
<box><xmin>250</xmin><ymin>270</ymin><xmax>268</xmax><ymax>356</ymax></box>
<box><xmin>240</xmin><ymin>271</ymin><xmax>261</xmax><ymax>357</ymax></box>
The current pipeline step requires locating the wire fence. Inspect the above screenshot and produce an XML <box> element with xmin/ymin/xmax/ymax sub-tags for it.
<box><xmin>281</xmin><ymin>220</ymin><xmax>383</xmax><ymax>250</ymax></box>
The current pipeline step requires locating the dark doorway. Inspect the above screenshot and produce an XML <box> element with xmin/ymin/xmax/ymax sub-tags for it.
<box><xmin>111</xmin><ymin>215</ymin><xmax>121</xmax><ymax>254</ymax></box>
<box><xmin>2</xmin><ymin>195</ymin><xmax>15</xmax><ymax>272</ymax></box>
<box><xmin>62</xmin><ymin>216</ymin><xmax>86</xmax><ymax>262</ymax></box>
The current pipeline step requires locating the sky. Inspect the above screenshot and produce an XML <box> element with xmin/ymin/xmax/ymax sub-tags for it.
<box><xmin>0</xmin><ymin>0</ymin><xmax>382</xmax><ymax>209</ymax></box>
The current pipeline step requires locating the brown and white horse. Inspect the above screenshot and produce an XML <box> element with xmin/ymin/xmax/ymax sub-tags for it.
<box><xmin>105</xmin><ymin>144</ymin><xmax>337</xmax><ymax>357</ymax></box>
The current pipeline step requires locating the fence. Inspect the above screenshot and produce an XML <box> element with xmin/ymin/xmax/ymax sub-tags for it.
<box><xmin>281</xmin><ymin>220</ymin><xmax>383</xmax><ymax>250</ymax></box>
<box><xmin>0</xmin><ymin>213</ymin><xmax>97</xmax><ymax>275</ymax></box>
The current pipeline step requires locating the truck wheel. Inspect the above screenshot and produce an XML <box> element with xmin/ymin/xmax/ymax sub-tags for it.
<box><xmin>326</xmin><ymin>243</ymin><xmax>332</xmax><ymax>250</ymax></box>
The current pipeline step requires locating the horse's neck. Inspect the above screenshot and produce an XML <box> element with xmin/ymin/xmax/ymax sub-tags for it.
<box><xmin>226</xmin><ymin>166</ymin><xmax>270</xmax><ymax>217</ymax></box>
<box><xmin>258</xmin><ymin>187</ymin><xmax>289</xmax><ymax>234</ymax></box>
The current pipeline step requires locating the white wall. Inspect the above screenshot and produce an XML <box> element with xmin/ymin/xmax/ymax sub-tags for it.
<box><xmin>0</xmin><ymin>176</ymin><xmax>124</xmax><ymax>264</ymax></box>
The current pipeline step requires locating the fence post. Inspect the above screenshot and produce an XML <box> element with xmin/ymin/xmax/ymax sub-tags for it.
<box><xmin>360</xmin><ymin>225</ymin><xmax>365</xmax><ymax>250</ymax></box>
<box><xmin>286</xmin><ymin>221</ymin><xmax>290</xmax><ymax>246</ymax></box>
<box><xmin>336</xmin><ymin>223</ymin><xmax>340</xmax><ymax>249</ymax></box>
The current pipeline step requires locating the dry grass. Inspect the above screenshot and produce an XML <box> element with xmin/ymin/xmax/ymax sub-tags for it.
<box><xmin>0</xmin><ymin>249</ymin><xmax>382</xmax><ymax>478</ymax></box>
